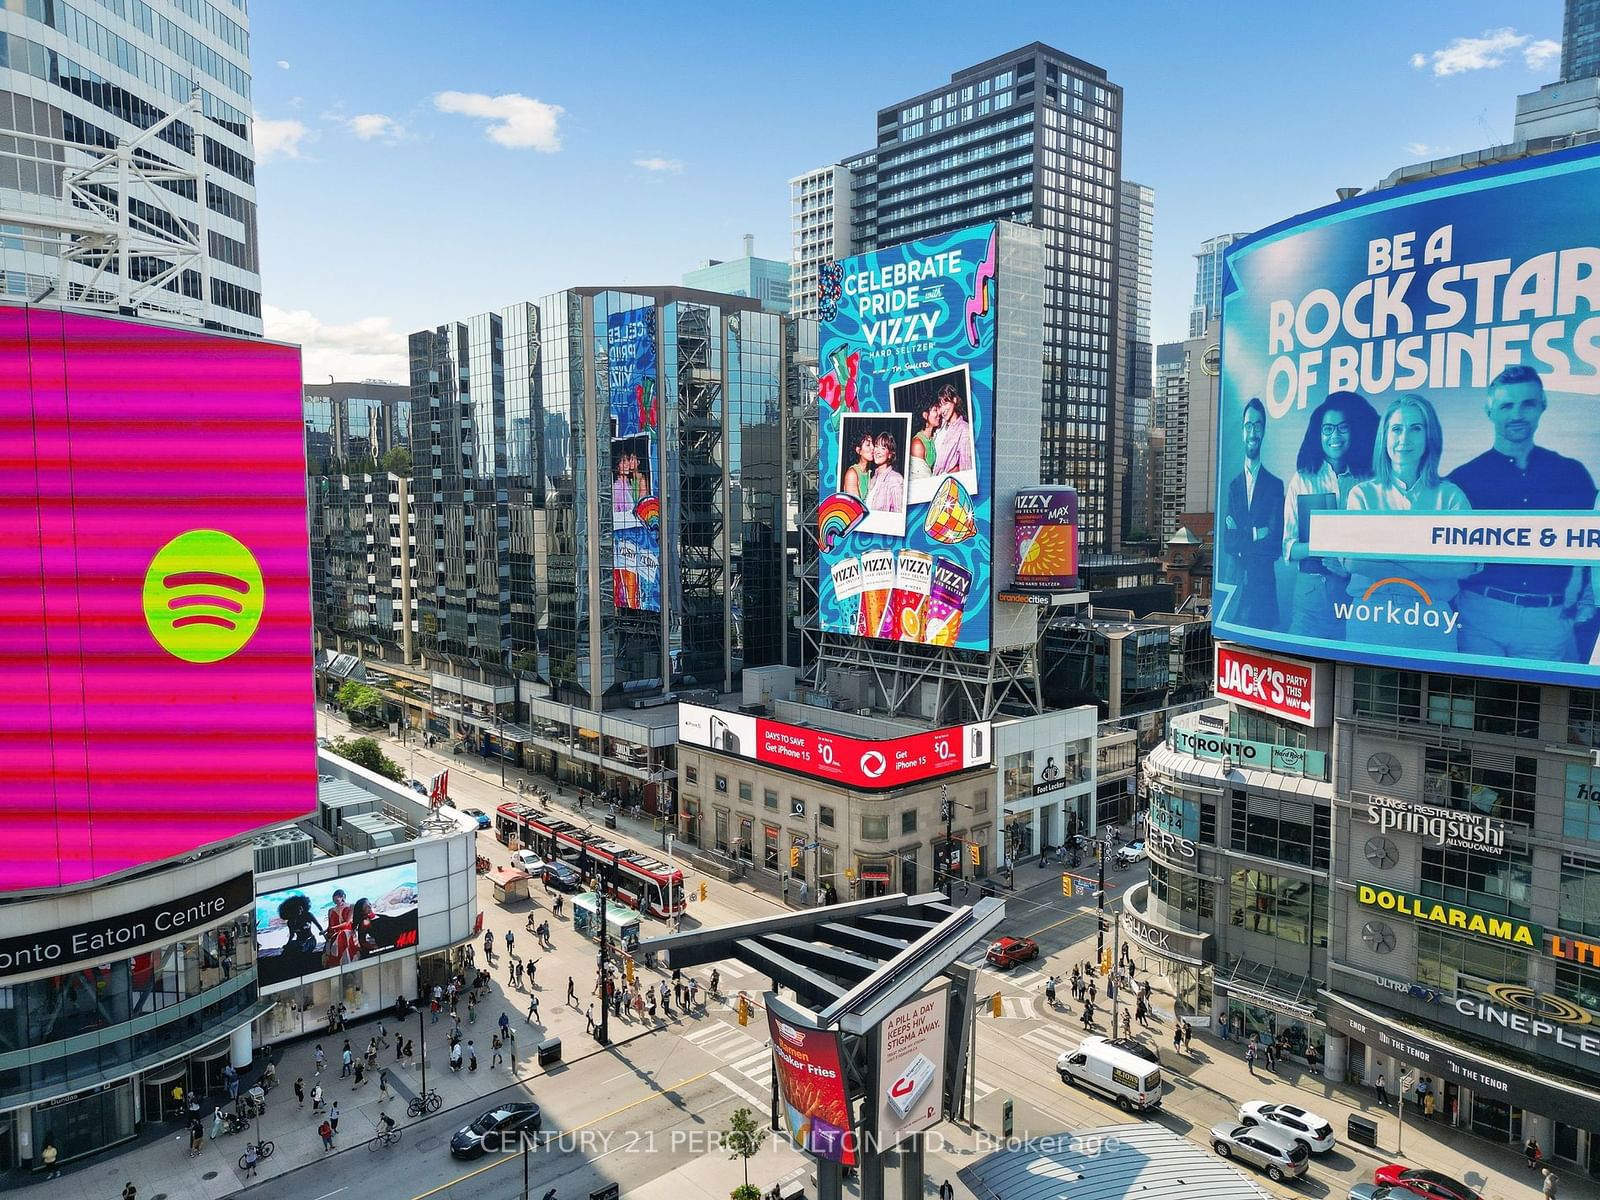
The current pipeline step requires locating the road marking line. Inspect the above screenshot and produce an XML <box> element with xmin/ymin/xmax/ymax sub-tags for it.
<box><xmin>408</xmin><ymin>1067</ymin><xmax>716</xmax><ymax>1200</ymax></box>
<box><xmin>312</xmin><ymin>1190</ymin><xmax>348</xmax><ymax>1200</ymax></box>
<box><xmin>711</xmin><ymin>1069</ymin><xmax>769</xmax><ymax>1110</ymax></box>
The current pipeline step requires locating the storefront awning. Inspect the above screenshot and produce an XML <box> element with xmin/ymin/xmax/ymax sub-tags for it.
<box><xmin>1323</xmin><ymin>991</ymin><xmax>1600</xmax><ymax>1129</ymax></box>
<box><xmin>1216</xmin><ymin>958</ymin><xmax>1319</xmax><ymax>1020</ymax></box>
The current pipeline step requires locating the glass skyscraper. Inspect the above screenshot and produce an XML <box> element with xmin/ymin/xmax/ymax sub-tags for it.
<box><xmin>1188</xmin><ymin>232</ymin><xmax>1245</xmax><ymax>338</ymax></box>
<box><xmin>1565</xmin><ymin>0</ymin><xmax>1600</xmax><ymax>81</ymax></box>
<box><xmin>797</xmin><ymin>43</ymin><xmax>1127</xmax><ymax>551</ymax></box>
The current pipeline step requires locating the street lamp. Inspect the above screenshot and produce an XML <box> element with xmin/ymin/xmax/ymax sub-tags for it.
<box><xmin>595</xmin><ymin>857</ymin><xmax>612</xmax><ymax>1046</ymax></box>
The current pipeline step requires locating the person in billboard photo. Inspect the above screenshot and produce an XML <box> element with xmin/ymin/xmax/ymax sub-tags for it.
<box><xmin>909</xmin><ymin>400</ymin><xmax>940</xmax><ymax>484</ymax></box>
<box><xmin>891</xmin><ymin>368</ymin><xmax>975</xmax><ymax>505</ymax></box>
<box><xmin>1223</xmin><ymin>397</ymin><xmax>1285</xmax><ymax>627</ymax></box>
<box><xmin>932</xmin><ymin>384</ymin><xmax>974</xmax><ymax>475</ymax></box>
<box><xmin>1343</xmin><ymin>394</ymin><xmax>1478</xmax><ymax>650</ymax></box>
<box><xmin>868</xmin><ymin>430</ymin><xmax>906</xmax><ymax>514</ymax></box>
<box><xmin>1281</xmin><ymin>391</ymin><xmax>1379</xmax><ymax>639</ymax></box>
<box><xmin>324</xmin><ymin>888</ymin><xmax>361</xmax><ymax>966</ymax></box>
<box><xmin>1447</xmin><ymin>365</ymin><xmax>1598</xmax><ymax>662</ymax></box>
<box><xmin>611</xmin><ymin>437</ymin><xmax>650</xmax><ymax>531</ymax></box>
<box><xmin>842</xmin><ymin>430</ymin><xmax>875</xmax><ymax>502</ymax></box>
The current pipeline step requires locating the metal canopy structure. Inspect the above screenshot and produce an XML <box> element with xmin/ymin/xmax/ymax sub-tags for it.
<box><xmin>638</xmin><ymin>891</ymin><xmax>1004</xmax><ymax>1030</ymax></box>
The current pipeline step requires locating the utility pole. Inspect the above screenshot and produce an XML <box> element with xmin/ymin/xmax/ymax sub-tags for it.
<box><xmin>595</xmin><ymin>857</ymin><xmax>611</xmax><ymax>1046</ymax></box>
<box><xmin>941</xmin><ymin>784</ymin><xmax>954</xmax><ymax>900</ymax></box>
<box><xmin>417</xmin><ymin>998</ymin><xmax>428</xmax><ymax>1105</ymax></box>
<box><xmin>1096</xmin><ymin>840</ymin><xmax>1107</xmax><ymax>967</ymax></box>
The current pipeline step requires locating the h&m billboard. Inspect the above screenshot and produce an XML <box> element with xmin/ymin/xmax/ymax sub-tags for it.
<box><xmin>255</xmin><ymin>861</ymin><xmax>420</xmax><ymax>986</ymax></box>
<box><xmin>1</xmin><ymin>306</ymin><xmax>315</xmax><ymax>892</ymax></box>
<box><xmin>816</xmin><ymin>223</ymin><xmax>996</xmax><ymax>651</ymax></box>
<box><xmin>1215</xmin><ymin>144</ymin><xmax>1600</xmax><ymax>688</ymax></box>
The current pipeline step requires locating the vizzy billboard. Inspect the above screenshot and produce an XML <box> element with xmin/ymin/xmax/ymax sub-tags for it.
<box><xmin>817</xmin><ymin>224</ymin><xmax>997</xmax><ymax>651</ymax></box>
<box><xmin>1213</xmin><ymin>643</ymin><xmax>1329</xmax><ymax>727</ymax></box>
<box><xmin>678</xmin><ymin>703</ymin><xmax>989</xmax><ymax>791</ymax></box>
<box><xmin>255</xmin><ymin>862</ymin><xmax>420</xmax><ymax>986</ymax></box>
<box><xmin>1215</xmin><ymin>144</ymin><xmax>1600</xmax><ymax>689</ymax></box>
<box><xmin>608</xmin><ymin>306</ymin><xmax>662</xmax><ymax>612</ymax></box>
<box><xmin>1</xmin><ymin>305</ymin><xmax>315</xmax><ymax>893</ymax></box>
<box><xmin>1011</xmin><ymin>488</ymin><xmax>1079</xmax><ymax>592</ymax></box>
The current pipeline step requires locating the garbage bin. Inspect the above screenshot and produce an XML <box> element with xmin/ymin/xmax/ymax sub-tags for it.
<box><xmin>604</xmin><ymin>813</ymin><xmax>618</xmax><ymax>830</ymax></box>
<box><xmin>1347</xmin><ymin>1113</ymin><xmax>1378</xmax><ymax>1148</ymax></box>
<box><xmin>537</xmin><ymin>1037</ymin><xmax>562</xmax><ymax>1067</ymax></box>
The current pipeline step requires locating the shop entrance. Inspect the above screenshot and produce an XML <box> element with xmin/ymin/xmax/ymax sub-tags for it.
<box><xmin>31</xmin><ymin>1081</ymin><xmax>135</xmax><ymax>1167</ymax></box>
<box><xmin>1470</xmin><ymin>1095</ymin><xmax>1522</xmax><ymax>1144</ymax></box>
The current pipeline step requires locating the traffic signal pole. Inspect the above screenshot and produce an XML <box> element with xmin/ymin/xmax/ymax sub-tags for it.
<box><xmin>595</xmin><ymin>858</ymin><xmax>610</xmax><ymax>1046</ymax></box>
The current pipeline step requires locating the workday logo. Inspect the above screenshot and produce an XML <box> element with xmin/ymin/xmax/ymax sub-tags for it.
<box><xmin>1332</xmin><ymin>577</ymin><xmax>1461</xmax><ymax>638</ymax></box>
<box><xmin>142</xmin><ymin>530</ymin><xmax>265</xmax><ymax>662</ymax></box>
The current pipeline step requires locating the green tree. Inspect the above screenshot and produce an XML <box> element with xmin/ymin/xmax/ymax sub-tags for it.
<box><xmin>724</xmin><ymin>1106</ymin><xmax>764</xmax><ymax>1200</ymax></box>
<box><xmin>329</xmin><ymin>736</ymin><xmax>405</xmax><ymax>783</ymax></box>
<box><xmin>380</xmin><ymin>446</ymin><xmax>413</xmax><ymax>477</ymax></box>
<box><xmin>335</xmin><ymin>680</ymin><xmax>387</xmax><ymax>726</ymax></box>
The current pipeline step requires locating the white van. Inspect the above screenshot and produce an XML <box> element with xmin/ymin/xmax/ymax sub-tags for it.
<box><xmin>1056</xmin><ymin>1036</ymin><xmax>1163</xmax><ymax>1112</ymax></box>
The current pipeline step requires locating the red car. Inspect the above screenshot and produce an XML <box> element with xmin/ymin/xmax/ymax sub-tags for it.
<box><xmin>1372</xmin><ymin>1166</ymin><xmax>1480</xmax><ymax>1200</ymax></box>
<box><xmin>985</xmin><ymin>936</ymin><xmax>1040</xmax><ymax>968</ymax></box>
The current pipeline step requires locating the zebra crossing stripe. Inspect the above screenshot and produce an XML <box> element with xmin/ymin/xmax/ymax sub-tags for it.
<box><xmin>711</xmin><ymin>1070</ymin><xmax>769</xmax><ymax>1110</ymax></box>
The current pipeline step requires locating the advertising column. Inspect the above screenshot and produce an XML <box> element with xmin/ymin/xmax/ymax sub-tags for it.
<box><xmin>1215</xmin><ymin>145</ymin><xmax>1600</xmax><ymax>688</ymax></box>
<box><xmin>816</xmin><ymin>224</ymin><xmax>998</xmax><ymax>651</ymax></box>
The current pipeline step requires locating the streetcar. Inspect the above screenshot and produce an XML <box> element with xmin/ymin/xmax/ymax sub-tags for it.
<box><xmin>494</xmin><ymin>803</ymin><xmax>685</xmax><ymax>918</ymax></box>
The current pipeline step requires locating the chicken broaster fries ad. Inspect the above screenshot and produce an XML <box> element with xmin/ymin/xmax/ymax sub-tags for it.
<box><xmin>768</xmin><ymin>1010</ymin><xmax>857</xmax><ymax>1165</ymax></box>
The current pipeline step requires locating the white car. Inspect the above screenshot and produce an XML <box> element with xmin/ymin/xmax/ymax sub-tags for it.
<box><xmin>1238</xmin><ymin>1100</ymin><xmax>1335</xmax><ymax>1153</ymax></box>
<box><xmin>1115</xmin><ymin>840</ymin><xmax>1147</xmax><ymax>865</ymax></box>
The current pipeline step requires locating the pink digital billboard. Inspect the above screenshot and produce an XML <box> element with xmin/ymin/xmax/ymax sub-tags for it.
<box><xmin>0</xmin><ymin>304</ymin><xmax>316</xmax><ymax>892</ymax></box>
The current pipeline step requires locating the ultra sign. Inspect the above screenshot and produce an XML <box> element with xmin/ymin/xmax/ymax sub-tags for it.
<box><xmin>1213</xmin><ymin>644</ymin><xmax>1329</xmax><ymax>728</ymax></box>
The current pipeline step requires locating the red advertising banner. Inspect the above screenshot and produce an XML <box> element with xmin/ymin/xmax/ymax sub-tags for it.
<box><xmin>768</xmin><ymin>1005</ymin><xmax>856</xmax><ymax>1165</ymax></box>
<box><xmin>1214</xmin><ymin>643</ymin><xmax>1330</xmax><ymax>728</ymax></box>
<box><xmin>678</xmin><ymin>704</ymin><xmax>989</xmax><ymax>791</ymax></box>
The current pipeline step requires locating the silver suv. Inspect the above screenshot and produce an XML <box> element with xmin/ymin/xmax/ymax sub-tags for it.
<box><xmin>1209</xmin><ymin>1121</ymin><xmax>1310</xmax><ymax>1182</ymax></box>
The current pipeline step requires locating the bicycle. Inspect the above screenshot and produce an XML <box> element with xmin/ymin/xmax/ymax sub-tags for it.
<box><xmin>238</xmin><ymin>1140</ymin><xmax>274</xmax><ymax>1170</ymax></box>
<box><xmin>407</xmin><ymin>1089</ymin><xmax>443</xmax><ymax>1118</ymax></box>
<box><xmin>368</xmin><ymin>1126</ymin><xmax>403</xmax><ymax>1151</ymax></box>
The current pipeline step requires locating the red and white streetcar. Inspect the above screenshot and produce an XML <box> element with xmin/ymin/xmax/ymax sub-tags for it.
<box><xmin>494</xmin><ymin>803</ymin><xmax>685</xmax><ymax>919</ymax></box>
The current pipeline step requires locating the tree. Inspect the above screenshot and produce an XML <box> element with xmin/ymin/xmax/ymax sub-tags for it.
<box><xmin>335</xmin><ymin>680</ymin><xmax>387</xmax><ymax>726</ymax></box>
<box><xmin>380</xmin><ymin>446</ymin><xmax>413</xmax><ymax>478</ymax></box>
<box><xmin>330</xmin><ymin>736</ymin><xmax>405</xmax><ymax>783</ymax></box>
<box><xmin>724</xmin><ymin>1106</ymin><xmax>764</xmax><ymax>1200</ymax></box>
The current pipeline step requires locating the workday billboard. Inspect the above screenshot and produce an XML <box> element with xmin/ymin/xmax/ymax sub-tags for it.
<box><xmin>1215</xmin><ymin>144</ymin><xmax>1600</xmax><ymax>688</ymax></box>
<box><xmin>816</xmin><ymin>223</ymin><xmax>996</xmax><ymax>652</ymax></box>
<box><xmin>1</xmin><ymin>305</ymin><xmax>315</xmax><ymax>892</ymax></box>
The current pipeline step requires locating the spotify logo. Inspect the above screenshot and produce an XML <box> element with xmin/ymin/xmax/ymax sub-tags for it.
<box><xmin>142</xmin><ymin>530</ymin><xmax>265</xmax><ymax>662</ymax></box>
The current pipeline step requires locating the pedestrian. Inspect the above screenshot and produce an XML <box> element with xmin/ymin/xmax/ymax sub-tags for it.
<box><xmin>492</xmin><ymin>1035</ymin><xmax>504</xmax><ymax>1067</ymax></box>
<box><xmin>341</xmin><ymin>1045</ymin><xmax>353</xmax><ymax>1077</ymax></box>
<box><xmin>1245</xmin><ymin>1042</ymin><xmax>1257</xmax><ymax>1075</ymax></box>
<box><xmin>468</xmin><ymin>1040</ymin><xmax>478</xmax><ymax>1071</ymax></box>
<box><xmin>1527</xmin><ymin>1138</ymin><xmax>1544</xmax><ymax>1169</ymax></box>
<box><xmin>585</xmin><ymin>1004</ymin><xmax>595</xmax><ymax>1033</ymax></box>
<box><xmin>224</xmin><ymin>1061</ymin><xmax>239</xmax><ymax>1099</ymax></box>
<box><xmin>1081</xmin><ymin>1000</ymin><xmax>1095</xmax><ymax>1030</ymax></box>
<box><xmin>1375</xmin><ymin>1072</ymin><xmax>1387</xmax><ymax>1108</ymax></box>
<box><xmin>567</xmin><ymin>975</ymin><xmax>578</xmax><ymax>1005</ymax></box>
<box><xmin>648</xmin><ymin>989</ymin><xmax>658</xmax><ymax>1019</ymax></box>
<box><xmin>527</xmin><ymin>994</ymin><xmax>541</xmax><ymax>1023</ymax></box>
<box><xmin>242</xmin><ymin>1141</ymin><xmax>258</xmax><ymax>1177</ymax></box>
<box><xmin>430</xmin><ymin>997</ymin><xmax>441</xmax><ymax>1024</ymax></box>
<box><xmin>527</xmin><ymin>958</ymin><xmax>538</xmax><ymax>987</ymax></box>
<box><xmin>939</xmin><ymin>1181</ymin><xmax>954</xmax><ymax>1200</ymax></box>
<box><xmin>319</xmin><ymin>1119</ymin><xmax>335</xmax><ymax>1151</ymax></box>
<box><xmin>352</xmin><ymin>1060</ymin><xmax>365</xmax><ymax>1088</ymax></box>
<box><xmin>378</xmin><ymin>1068</ymin><xmax>391</xmax><ymax>1102</ymax></box>
<box><xmin>328</xmin><ymin>1100</ymin><xmax>340</xmax><ymax>1133</ymax></box>
<box><xmin>1120</xmin><ymin>1011</ymin><xmax>1132</xmax><ymax>1039</ymax></box>
<box><xmin>123</xmin><ymin>1181</ymin><xmax>137</xmax><ymax>1200</ymax></box>
<box><xmin>294</xmin><ymin>1077</ymin><xmax>305</xmax><ymax>1107</ymax></box>
<box><xmin>450</xmin><ymin>1042</ymin><xmax>463</xmax><ymax>1071</ymax></box>
<box><xmin>311</xmin><ymin>1082</ymin><xmax>325</xmax><ymax>1113</ymax></box>
<box><xmin>1173</xmin><ymin>1025</ymin><xmax>1183</xmax><ymax>1054</ymax></box>
<box><xmin>397</xmin><ymin>1037</ymin><xmax>405</xmax><ymax>1064</ymax></box>
<box><xmin>188</xmin><ymin>1116</ymin><xmax>204</xmax><ymax>1157</ymax></box>
<box><xmin>1544</xmin><ymin>1167</ymin><xmax>1559</xmax><ymax>1197</ymax></box>
<box><xmin>1183</xmin><ymin>1021</ymin><xmax>1193</xmax><ymax>1053</ymax></box>
<box><xmin>377</xmin><ymin>1019</ymin><xmax>389</xmax><ymax>1048</ymax></box>
<box><xmin>661</xmin><ymin>981</ymin><xmax>673</xmax><ymax>1016</ymax></box>
<box><xmin>403</xmin><ymin>1038</ymin><xmax>414</xmax><ymax>1065</ymax></box>
<box><xmin>506</xmin><ymin>929</ymin><xmax>515</xmax><ymax>956</ymax></box>
<box><xmin>690</xmin><ymin>978</ymin><xmax>701</xmax><ymax>1010</ymax></box>
<box><xmin>499</xmin><ymin>1009</ymin><xmax>512</xmax><ymax>1038</ymax></box>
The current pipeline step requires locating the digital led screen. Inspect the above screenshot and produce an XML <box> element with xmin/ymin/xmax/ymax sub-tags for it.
<box><xmin>255</xmin><ymin>861</ymin><xmax>420</xmax><ymax>986</ymax></box>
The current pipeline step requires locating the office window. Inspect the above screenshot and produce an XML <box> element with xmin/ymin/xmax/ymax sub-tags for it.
<box><xmin>1352</xmin><ymin>667</ymin><xmax>1423</xmax><ymax>722</ymax></box>
<box><xmin>1229</xmin><ymin>795</ymin><xmax>1329</xmax><ymax>869</ymax></box>
<box><xmin>1149</xmin><ymin>860</ymin><xmax>1215</xmax><ymax>921</ymax></box>
<box><xmin>1566</xmin><ymin>764</ymin><xmax>1600</xmax><ymax>841</ymax></box>
<box><xmin>1003</xmin><ymin>752</ymin><xmax>1033</xmax><ymax>803</ymax></box>
<box><xmin>1228</xmin><ymin>870</ymin><xmax>1327</xmax><ymax>946</ymax></box>
<box><xmin>738</xmin><ymin>817</ymin><xmax>753</xmax><ymax>862</ymax></box>
<box><xmin>861</xmin><ymin>815</ymin><xmax>888</xmax><ymax>841</ymax></box>
<box><xmin>1424</xmin><ymin>748</ymin><xmax>1537</xmax><ymax>826</ymax></box>
<box><xmin>764</xmin><ymin>789</ymin><xmax>778</xmax><ymax>811</ymax></box>
<box><xmin>763</xmin><ymin>826</ymin><xmax>779</xmax><ymax>872</ymax></box>
<box><xmin>1416</xmin><ymin>927</ymin><xmax>1527</xmax><ymax>993</ymax></box>
<box><xmin>901</xmin><ymin>810</ymin><xmax>918</xmax><ymax>835</ymax></box>
<box><xmin>1555</xmin><ymin>959</ymin><xmax>1600</xmax><ymax>1013</ymax></box>
<box><xmin>739</xmin><ymin>782</ymin><xmax>752</xmax><ymax>803</ymax></box>
<box><xmin>1421</xmin><ymin>847</ymin><xmax>1532</xmax><ymax>919</ymax></box>
<box><xmin>1425</xmin><ymin>675</ymin><xmax>1541</xmax><ymax>739</ymax></box>
<box><xmin>1570</xmin><ymin>689</ymin><xmax>1600</xmax><ymax>748</ymax></box>
<box><xmin>684</xmin><ymin>765</ymin><xmax>698</xmax><ymax>784</ymax></box>
<box><xmin>819</xmin><ymin>805</ymin><xmax>835</xmax><ymax>829</ymax></box>
<box><xmin>973</xmin><ymin>788</ymin><xmax>990</xmax><ymax>813</ymax></box>
<box><xmin>714</xmin><ymin>810</ymin><xmax>729</xmax><ymax>854</ymax></box>
<box><xmin>1561</xmin><ymin>853</ymin><xmax>1600</xmax><ymax>939</ymax></box>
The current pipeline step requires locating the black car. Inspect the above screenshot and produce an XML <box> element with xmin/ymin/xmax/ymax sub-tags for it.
<box><xmin>449</xmin><ymin>1102</ymin><xmax>543</xmax><ymax>1158</ymax></box>
<box><xmin>1107</xmin><ymin>1036</ymin><xmax>1161</xmax><ymax>1065</ymax></box>
<box><xmin>543</xmin><ymin>861</ymin><xmax>582</xmax><ymax>892</ymax></box>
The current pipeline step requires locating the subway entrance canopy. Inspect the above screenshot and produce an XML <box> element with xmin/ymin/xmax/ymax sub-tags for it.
<box><xmin>638</xmin><ymin>892</ymin><xmax>1005</xmax><ymax>1200</ymax></box>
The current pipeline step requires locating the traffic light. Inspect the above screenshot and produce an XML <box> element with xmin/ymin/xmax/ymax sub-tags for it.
<box><xmin>790</xmin><ymin>845</ymin><xmax>801</xmax><ymax>870</ymax></box>
<box><xmin>1100</xmin><ymin>948</ymin><xmax>1112</xmax><ymax>976</ymax></box>
<box><xmin>969</xmin><ymin>843</ymin><xmax>980</xmax><ymax>867</ymax></box>
<box><xmin>1061</xmin><ymin>872</ymin><xmax>1071</xmax><ymax>897</ymax></box>
<box><xmin>698</xmin><ymin>880</ymin><xmax>707</xmax><ymax>902</ymax></box>
<box><xmin>737</xmin><ymin>995</ymin><xmax>751</xmax><ymax>1026</ymax></box>
<box><xmin>624</xmin><ymin>957</ymin><xmax>636</xmax><ymax>984</ymax></box>
<box><xmin>990</xmin><ymin>991</ymin><xmax>1003</xmax><ymax>1017</ymax></box>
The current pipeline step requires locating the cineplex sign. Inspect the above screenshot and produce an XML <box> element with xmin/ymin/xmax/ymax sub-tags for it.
<box><xmin>1213</xmin><ymin>644</ymin><xmax>1330</xmax><ymax>728</ymax></box>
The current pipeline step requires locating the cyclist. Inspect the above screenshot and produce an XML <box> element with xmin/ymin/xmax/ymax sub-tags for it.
<box><xmin>377</xmin><ymin>1112</ymin><xmax>397</xmax><ymax>1137</ymax></box>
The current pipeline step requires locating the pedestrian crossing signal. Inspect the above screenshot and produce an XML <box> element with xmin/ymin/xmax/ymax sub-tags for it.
<box><xmin>990</xmin><ymin>991</ymin><xmax>1002</xmax><ymax>1018</ymax></box>
<box><xmin>625</xmin><ymin>958</ymin><xmax>635</xmax><ymax>984</ymax></box>
<box><xmin>1061</xmin><ymin>872</ymin><xmax>1071</xmax><ymax>897</ymax></box>
<box><xmin>969</xmin><ymin>844</ymin><xmax>980</xmax><ymax>866</ymax></box>
<box><xmin>1100</xmin><ymin>948</ymin><xmax>1112</xmax><ymax>976</ymax></box>
<box><xmin>699</xmin><ymin>881</ymin><xmax>707</xmax><ymax>902</ymax></box>
<box><xmin>737</xmin><ymin>995</ymin><xmax>751</xmax><ymax>1026</ymax></box>
<box><xmin>790</xmin><ymin>845</ymin><xmax>801</xmax><ymax>869</ymax></box>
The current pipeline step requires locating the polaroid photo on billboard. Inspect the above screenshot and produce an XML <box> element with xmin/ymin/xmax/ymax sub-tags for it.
<box><xmin>610</xmin><ymin>433</ymin><xmax>651</xmax><ymax>533</ymax></box>
<box><xmin>891</xmin><ymin>365</ymin><xmax>977</xmax><ymax>507</ymax></box>
<box><xmin>837</xmin><ymin>412</ymin><xmax>911</xmax><ymax>537</ymax></box>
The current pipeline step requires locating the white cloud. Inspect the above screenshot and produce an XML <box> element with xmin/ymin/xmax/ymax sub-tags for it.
<box><xmin>1405</xmin><ymin>141</ymin><xmax>1433</xmax><ymax>157</ymax></box>
<box><xmin>1525</xmin><ymin>38</ymin><xmax>1562</xmax><ymax>69</ymax></box>
<box><xmin>276</xmin><ymin>60</ymin><xmax>291</xmax><ymax>70</ymax></box>
<box><xmin>263</xmin><ymin>304</ymin><xmax>408</xmax><ymax>384</ymax></box>
<box><xmin>433</xmin><ymin>91</ymin><xmax>563</xmax><ymax>151</ymax></box>
<box><xmin>633</xmin><ymin>156</ymin><xmax>683</xmax><ymax>174</ymax></box>
<box><xmin>254</xmin><ymin>116</ymin><xmax>310</xmax><ymax>162</ymax></box>
<box><xmin>347</xmin><ymin>113</ymin><xmax>407</xmax><ymax>143</ymax></box>
<box><xmin>1411</xmin><ymin>28</ymin><xmax>1558</xmax><ymax>76</ymax></box>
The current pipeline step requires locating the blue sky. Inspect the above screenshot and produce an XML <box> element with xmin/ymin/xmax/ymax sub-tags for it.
<box><xmin>250</xmin><ymin>1</ymin><xmax>1565</xmax><ymax>381</ymax></box>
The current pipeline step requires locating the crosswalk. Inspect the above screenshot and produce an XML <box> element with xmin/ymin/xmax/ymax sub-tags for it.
<box><xmin>1019</xmin><ymin>1021</ymin><xmax>1076</xmax><ymax>1058</ymax></box>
